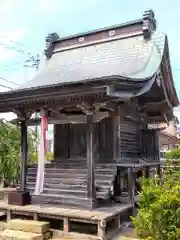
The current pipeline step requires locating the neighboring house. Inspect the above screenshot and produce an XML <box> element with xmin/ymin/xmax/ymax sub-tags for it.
<box><xmin>159</xmin><ymin>117</ymin><xmax>178</xmax><ymax>151</ymax></box>
<box><xmin>176</xmin><ymin>126</ymin><xmax>180</xmax><ymax>145</ymax></box>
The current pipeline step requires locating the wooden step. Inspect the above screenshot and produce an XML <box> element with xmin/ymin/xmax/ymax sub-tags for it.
<box><xmin>27</xmin><ymin>177</ymin><xmax>87</xmax><ymax>185</ymax></box>
<box><xmin>8</xmin><ymin>219</ymin><xmax>49</xmax><ymax>234</ymax></box>
<box><xmin>28</xmin><ymin>187</ymin><xmax>109</xmax><ymax>201</ymax></box>
<box><xmin>0</xmin><ymin>229</ymin><xmax>43</xmax><ymax>240</ymax></box>
<box><xmin>27</xmin><ymin>178</ymin><xmax>113</xmax><ymax>187</ymax></box>
<box><xmin>25</xmin><ymin>161</ymin><xmax>117</xmax><ymax>207</ymax></box>
<box><xmin>31</xmin><ymin>194</ymin><xmax>91</xmax><ymax>208</ymax></box>
<box><xmin>27</xmin><ymin>186</ymin><xmax>111</xmax><ymax>199</ymax></box>
<box><xmin>42</xmin><ymin>188</ymin><xmax>87</xmax><ymax>197</ymax></box>
<box><xmin>28</xmin><ymin>172</ymin><xmax>114</xmax><ymax>182</ymax></box>
<box><xmin>27</xmin><ymin>182</ymin><xmax>87</xmax><ymax>190</ymax></box>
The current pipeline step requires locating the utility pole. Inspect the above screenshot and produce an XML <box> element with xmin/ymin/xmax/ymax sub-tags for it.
<box><xmin>24</xmin><ymin>54</ymin><xmax>40</xmax><ymax>152</ymax></box>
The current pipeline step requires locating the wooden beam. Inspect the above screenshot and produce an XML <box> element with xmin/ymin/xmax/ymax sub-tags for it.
<box><xmin>11</xmin><ymin>112</ymin><xmax>110</xmax><ymax>125</ymax></box>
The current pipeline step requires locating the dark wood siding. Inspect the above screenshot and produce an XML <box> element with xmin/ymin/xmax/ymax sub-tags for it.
<box><xmin>69</xmin><ymin>123</ymin><xmax>87</xmax><ymax>158</ymax></box>
<box><xmin>54</xmin><ymin>123</ymin><xmax>87</xmax><ymax>159</ymax></box>
<box><xmin>99</xmin><ymin>117</ymin><xmax>113</xmax><ymax>160</ymax></box>
<box><xmin>140</xmin><ymin>129</ymin><xmax>160</xmax><ymax>161</ymax></box>
<box><xmin>120</xmin><ymin>104</ymin><xmax>141</xmax><ymax>161</ymax></box>
<box><xmin>121</xmin><ymin>119</ymin><xmax>140</xmax><ymax>159</ymax></box>
<box><xmin>54</xmin><ymin>124</ymin><xmax>69</xmax><ymax>159</ymax></box>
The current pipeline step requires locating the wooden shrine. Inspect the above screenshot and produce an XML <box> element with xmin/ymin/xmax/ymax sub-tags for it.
<box><xmin>0</xmin><ymin>10</ymin><xmax>178</xmax><ymax>211</ymax></box>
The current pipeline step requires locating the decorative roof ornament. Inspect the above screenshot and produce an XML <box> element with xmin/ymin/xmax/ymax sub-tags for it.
<box><xmin>44</xmin><ymin>33</ymin><xmax>59</xmax><ymax>58</ymax></box>
<box><xmin>142</xmin><ymin>10</ymin><xmax>157</xmax><ymax>39</ymax></box>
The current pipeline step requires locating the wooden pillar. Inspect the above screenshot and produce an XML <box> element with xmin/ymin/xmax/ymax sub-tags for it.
<box><xmin>128</xmin><ymin>167</ymin><xmax>135</xmax><ymax>204</ymax></box>
<box><xmin>19</xmin><ymin>120</ymin><xmax>28</xmax><ymax>192</ymax></box>
<box><xmin>87</xmin><ymin>115</ymin><xmax>96</xmax><ymax>208</ymax></box>
<box><xmin>112</xmin><ymin>106</ymin><xmax>122</xmax><ymax>200</ymax></box>
<box><xmin>113</xmin><ymin>106</ymin><xmax>121</xmax><ymax>162</ymax></box>
<box><xmin>155</xmin><ymin>131</ymin><xmax>160</xmax><ymax>161</ymax></box>
<box><xmin>8</xmin><ymin>118</ymin><xmax>31</xmax><ymax>206</ymax></box>
<box><xmin>157</xmin><ymin>164</ymin><xmax>161</xmax><ymax>179</ymax></box>
<box><xmin>144</xmin><ymin>167</ymin><xmax>150</xmax><ymax>178</ymax></box>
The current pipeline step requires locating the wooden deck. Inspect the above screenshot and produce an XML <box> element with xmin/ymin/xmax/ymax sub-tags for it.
<box><xmin>0</xmin><ymin>200</ymin><xmax>133</xmax><ymax>240</ymax></box>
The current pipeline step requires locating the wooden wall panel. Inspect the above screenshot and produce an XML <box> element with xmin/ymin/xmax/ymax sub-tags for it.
<box><xmin>54</xmin><ymin>124</ymin><xmax>69</xmax><ymax>159</ymax></box>
<box><xmin>99</xmin><ymin>117</ymin><xmax>113</xmax><ymax>160</ymax></box>
<box><xmin>140</xmin><ymin>129</ymin><xmax>160</xmax><ymax>161</ymax></box>
<box><xmin>121</xmin><ymin>119</ymin><xmax>140</xmax><ymax>159</ymax></box>
<box><xmin>69</xmin><ymin>123</ymin><xmax>87</xmax><ymax>158</ymax></box>
<box><xmin>120</xmin><ymin>103</ymin><xmax>141</xmax><ymax>160</ymax></box>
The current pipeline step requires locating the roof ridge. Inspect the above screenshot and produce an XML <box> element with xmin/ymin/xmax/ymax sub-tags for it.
<box><xmin>44</xmin><ymin>9</ymin><xmax>157</xmax><ymax>59</ymax></box>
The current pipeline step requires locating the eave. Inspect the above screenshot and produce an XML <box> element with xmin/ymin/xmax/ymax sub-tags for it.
<box><xmin>0</xmin><ymin>77</ymin><xmax>151</xmax><ymax>113</ymax></box>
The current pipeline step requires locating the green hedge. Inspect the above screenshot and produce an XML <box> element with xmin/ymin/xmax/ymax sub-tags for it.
<box><xmin>132</xmin><ymin>156</ymin><xmax>180</xmax><ymax>240</ymax></box>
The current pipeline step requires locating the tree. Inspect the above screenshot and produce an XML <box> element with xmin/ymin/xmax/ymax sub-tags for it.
<box><xmin>0</xmin><ymin>119</ymin><xmax>36</xmax><ymax>186</ymax></box>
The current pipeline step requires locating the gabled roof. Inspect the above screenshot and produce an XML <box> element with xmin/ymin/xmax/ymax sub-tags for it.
<box><xmin>0</xmin><ymin>9</ymin><xmax>178</xmax><ymax>120</ymax></box>
<box><xmin>18</xmin><ymin>10</ymin><xmax>158</xmax><ymax>90</ymax></box>
<box><xmin>20</xmin><ymin>32</ymin><xmax>165</xmax><ymax>89</ymax></box>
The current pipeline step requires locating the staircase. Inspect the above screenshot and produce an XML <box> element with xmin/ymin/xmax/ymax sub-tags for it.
<box><xmin>26</xmin><ymin>160</ymin><xmax>117</xmax><ymax>208</ymax></box>
<box><xmin>0</xmin><ymin>219</ymin><xmax>51</xmax><ymax>240</ymax></box>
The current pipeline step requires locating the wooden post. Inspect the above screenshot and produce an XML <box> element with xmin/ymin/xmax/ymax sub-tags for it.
<box><xmin>33</xmin><ymin>213</ymin><xmax>38</xmax><ymax>221</ymax></box>
<box><xmin>157</xmin><ymin>164</ymin><xmax>161</xmax><ymax>179</ymax></box>
<box><xmin>156</xmin><ymin>131</ymin><xmax>160</xmax><ymax>161</ymax></box>
<box><xmin>19</xmin><ymin>120</ymin><xmax>28</xmax><ymax>192</ymax></box>
<box><xmin>8</xmin><ymin>118</ymin><xmax>31</xmax><ymax>206</ymax></box>
<box><xmin>87</xmin><ymin>114</ymin><xmax>96</xmax><ymax>208</ymax></box>
<box><xmin>128</xmin><ymin>167</ymin><xmax>135</xmax><ymax>204</ymax></box>
<box><xmin>112</xmin><ymin>106</ymin><xmax>122</xmax><ymax>200</ymax></box>
<box><xmin>64</xmin><ymin>217</ymin><xmax>69</xmax><ymax>233</ymax></box>
<box><xmin>112</xmin><ymin>106</ymin><xmax>121</xmax><ymax>162</ymax></box>
<box><xmin>98</xmin><ymin>220</ymin><xmax>106</xmax><ymax>240</ymax></box>
<box><xmin>144</xmin><ymin>167</ymin><xmax>150</xmax><ymax>178</ymax></box>
<box><xmin>6</xmin><ymin>210</ymin><xmax>12</xmax><ymax>221</ymax></box>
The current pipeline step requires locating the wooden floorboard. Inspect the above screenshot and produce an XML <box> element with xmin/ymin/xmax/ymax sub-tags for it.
<box><xmin>0</xmin><ymin>200</ymin><xmax>132</xmax><ymax>221</ymax></box>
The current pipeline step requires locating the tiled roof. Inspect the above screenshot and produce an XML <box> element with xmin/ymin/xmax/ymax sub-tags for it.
<box><xmin>19</xmin><ymin>32</ymin><xmax>165</xmax><ymax>90</ymax></box>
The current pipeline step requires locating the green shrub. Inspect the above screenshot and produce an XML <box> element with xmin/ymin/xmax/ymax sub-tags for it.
<box><xmin>165</xmin><ymin>148</ymin><xmax>180</xmax><ymax>159</ymax></box>
<box><xmin>29</xmin><ymin>151</ymin><xmax>54</xmax><ymax>163</ymax></box>
<box><xmin>132</xmin><ymin>157</ymin><xmax>180</xmax><ymax>240</ymax></box>
<box><xmin>46</xmin><ymin>151</ymin><xmax>53</xmax><ymax>161</ymax></box>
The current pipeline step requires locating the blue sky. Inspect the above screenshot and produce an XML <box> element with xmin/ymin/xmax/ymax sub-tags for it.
<box><xmin>0</xmin><ymin>0</ymin><xmax>180</xmax><ymax>100</ymax></box>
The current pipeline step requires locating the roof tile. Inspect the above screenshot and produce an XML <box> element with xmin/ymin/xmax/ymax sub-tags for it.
<box><xmin>20</xmin><ymin>32</ymin><xmax>165</xmax><ymax>90</ymax></box>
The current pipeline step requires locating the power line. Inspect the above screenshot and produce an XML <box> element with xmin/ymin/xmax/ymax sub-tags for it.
<box><xmin>0</xmin><ymin>41</ymin><xmax>25</xmax><ymax>55</ymax></box>
<box><xmin>0</xmin><ymin>35</ymin><xmax>36</xmax><ymax>53</ymax></box>
<box><xmin>0</xmin><ymin>83</ymin><xmax>13</xmax><ymax>90</ymax></box>
<box><xmin>0</xmin><ymin>38</ymin><xmax>40</xmax><ymax>87</ymax></box>
<box><xmin>0</xmin><ymin>76</ymin><xmax>20</xmax><ymax>86</ymax></box>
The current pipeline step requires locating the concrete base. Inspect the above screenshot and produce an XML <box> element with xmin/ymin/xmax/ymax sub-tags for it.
<box><xmin>8</xmin><ymin>191</ymin><xmax>31</xmax><ymax>206</ymax></box>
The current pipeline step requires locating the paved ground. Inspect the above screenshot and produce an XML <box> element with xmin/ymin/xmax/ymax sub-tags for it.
<box><xmin>113</xmin><ymin>228</ymin><xmax>138</xmax><ymax>240</ymax></box>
